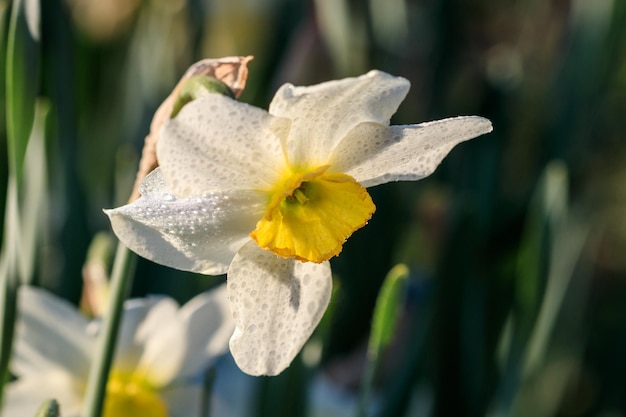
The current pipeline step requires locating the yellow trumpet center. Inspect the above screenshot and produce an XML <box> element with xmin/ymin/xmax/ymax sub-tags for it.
<box><xmin>251</xmin><ymin>166</ymin><xmax>376</xmax><ymax>263</ymax></box>
<box><xmin>103</xmin><ymin>371</ymin><xmax>168</xmax><ymax>417</ymax></box>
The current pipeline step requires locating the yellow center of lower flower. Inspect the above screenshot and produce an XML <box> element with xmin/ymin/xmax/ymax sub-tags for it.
<box><xmin>103</xmin><ymin>371</ymin><xmax>168</xmax><ymax>417</ymax></box>
<box><xmin>251</xmin><ymin>165</ymin><xmax>376</xmax><ymax>263</ymax></box>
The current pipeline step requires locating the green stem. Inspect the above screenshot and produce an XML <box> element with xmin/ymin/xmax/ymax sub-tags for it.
<box><xmin>81</xmin><ymin>243</ymin><xmax>136</xmax><ymax>417</ymax></box>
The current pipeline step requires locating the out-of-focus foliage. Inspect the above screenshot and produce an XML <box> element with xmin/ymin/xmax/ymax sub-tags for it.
<box><xmin>34</xmin><ymin>399</ymin><xmax>60</xmax><ymax>417</ymax></box>
<box><xmin>1</xmin><ymin>0</ymin><xmax>626</xmax><ymax>416</ymax></box>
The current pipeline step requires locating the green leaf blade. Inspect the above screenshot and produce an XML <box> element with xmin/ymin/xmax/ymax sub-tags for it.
<box><xmin>5</xmin><ymin>0</ymin><xmax>40</xmax><ymax>184</ymax></box>
<box><xmin>369</xmin><ymin>263</ymin><xmax>409</xmax><ymax>358</ymax></box>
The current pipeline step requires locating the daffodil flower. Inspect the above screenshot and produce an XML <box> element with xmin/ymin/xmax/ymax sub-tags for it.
<box><xmin>2</xmin><ymin>285</ymin><xmax>233</xmax><ymax>417</ymax></box>
<box><xmin>106</xmin><ymin>70</ymin><xmax>492</xmax><ymax>376</ymax></box>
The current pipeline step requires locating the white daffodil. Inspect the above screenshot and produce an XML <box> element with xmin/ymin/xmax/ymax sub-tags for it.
<box><xmin>2</xmin><ymin>285</ymin><xmax>233</xmax><ymax>417</ymax></box>
<box><xmin>106</xmin><ymin>70</ymin><xmax>492</xmax><ymax>376</ymax></box>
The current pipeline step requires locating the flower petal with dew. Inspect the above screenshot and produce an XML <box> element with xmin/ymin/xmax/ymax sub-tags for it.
<box><xmin>228</xmin><ymin>241</ymin><xmax>332</xmax><ymax>375</ymax></box>
<box><xmin>1</xmin><ymin>285</ymin><xmax>233</xmax><ymax>417</ymax></box>
<box><xmin>107</xmin><ymin>168</ymin><xmax>265</xmax><ymax>275</ymax></box>
<box><xmin>106</xmin><ymin>69</ymin><xmax>493</xmax><ymax>376</ymax></box>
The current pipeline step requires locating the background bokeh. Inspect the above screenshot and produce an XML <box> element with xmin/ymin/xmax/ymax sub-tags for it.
<box><xmin>1</xmin><ymin>0</ymin><xmax>626</xmax><ymax>416</ymax></box>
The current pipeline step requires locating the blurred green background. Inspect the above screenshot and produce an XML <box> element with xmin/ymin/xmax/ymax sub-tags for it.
<box><xmin>2</xmin><ymin>0</ymin><xmax>626</xmax><ymax>416</ymax></box>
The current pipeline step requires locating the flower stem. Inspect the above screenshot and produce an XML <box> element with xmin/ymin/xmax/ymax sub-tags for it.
<box><xmin>81</xmin><ymin>243</ymin><xmax>136</xmax><ymax>417</ymax></box>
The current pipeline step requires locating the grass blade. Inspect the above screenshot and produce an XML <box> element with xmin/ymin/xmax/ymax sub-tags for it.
<box><xmin>5</xmin><ymin>0</ymin><xmax>40</xmax><ymax>185</ymax></box>
<box><xmin>358</xmin><ymin>264</ymin><xmax>409</xmax><ymax>417</ymax></box>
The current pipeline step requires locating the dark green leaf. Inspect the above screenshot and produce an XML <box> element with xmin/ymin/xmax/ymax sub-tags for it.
<box><xmin>5</xmin><ymin>0</ymin><xmax>39</xmax><ymax>184</ymax></box>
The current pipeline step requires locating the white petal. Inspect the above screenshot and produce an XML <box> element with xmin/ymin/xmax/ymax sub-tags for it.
<box><xmin>12</xmin><ymin>286</ymin><xmax>92</xmax><ymax>378</ymax></box>
<box><xmin>132</xmin><ymin>297</ymin><xmax>182</xmax><ymax>387</ymax></box>
<box><xmin>330</xmin><ymin>116</ymin><xmax>493</xmax><ymax>187</ymax></box>
<box><xmin>227</xmin><ymin>242</ymin><xmax>332</xmax><ymax>376</ymax></box>
<box><xmin>112</xmin><ymin>296</ymin><xmax>172</xmax><ymax>373</ymax></box>
<box><xmin>158</xmin><ymin>94</ymin><xmax>290</xmax><ymax>196</ymax></box>
<box><xmin>137</xmin><ymin>285</ymin><xmax>233</xmax><ymax>387</ymax></box>
<box><xmin>1</xmin><ymin>373</ymin><xmax>83</xmax><ymax>417</ymax></box>
<box><xmin>134</xmin><ymin>297</ymin><xmax>179</xmax><ymax>346</ymax></box>
<box><xmin>269</xmin><ymin>70</ymin><xmax>410</xmax><ymax>167</ymax></box>
<box><xmin>175</xmin><ymin>285</ymin><xmax>234</xmax><ymax>376</ymax></box>
<box><xmin>106</xmin><ymin>168</ymin><xmax>265</xmax><ymax>275</ymax></box>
